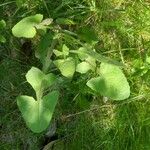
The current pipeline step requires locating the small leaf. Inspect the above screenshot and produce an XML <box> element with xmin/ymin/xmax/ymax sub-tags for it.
<box><xmin>54</xmin><ymin>57</ymin><xmax>75</xmax><ymax>78</ymax></box>
<box><xmin>77</xmin><ymin>47</ymin><xmax>88</xmax><ymax>60</ymax></box>
<box><xmin>76</xmin><ymin>62</ymin><xmax>91</xmax><ymax>74</ymax></box>
<box><xmin>12</xmin><ymin>14</ymin><xmax>43</xmax><ymax>38</ymax></box>
<box><xmin>0</xmin><ymin>20</ymin><xmax>6</xmax><ymax>29</ymax></box>
<box><xmin>87</xmin><ymin>63</ymin><xmax>130</xmax><ymax>100</ymax></box>
<box><xmin>146</xmin><ymin>56</ymin><xmax>150</xmax><ymax>64</ymax></box>
<box><xmin>26</xmin><ymin>67</ymin><xmax>44</xmax><ymax>92</ymax></box>
<box><xmin>53</xmin><ymin>45</ymin><xmax>69</xmax><ymax>57</ymax></box>
<box><xmin>0</xmin><ymin>35</ymin><xmax>6</xmax><ymax>43</ymax></box>
<box><xmin>40</xmin><ymin>18</ymin><xmax>53</xmax><ymax>26</ymax></box>
<box><xmin>62</xmin><ymin>44</ymin><xmax>69</xmax><ymax>56</ymax></box>
<box><xmin>26</xmin><ymin>67</ymin><xmax>56</xmax><ymax>92</ymax></box>
<box><xmin>17</xmin><ymin>91</ymin><xmax>59</xmax><ymax>133</ymax></box>
<box><xmin>53</xmin><ymin>50</ymin><xmax>63</xmax><ymax>57</ymax></box>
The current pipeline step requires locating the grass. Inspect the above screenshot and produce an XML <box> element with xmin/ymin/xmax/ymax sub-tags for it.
<box><xmin>0</xmin><ymin>0</ymin><xmax>150</xmax><ymax>149</ymax></box>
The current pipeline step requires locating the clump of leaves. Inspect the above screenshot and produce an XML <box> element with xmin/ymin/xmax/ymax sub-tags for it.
<box><xmin>12</xmin><ymin>14</ymin><xmax>130</xmax><ymax>133</ymax></box>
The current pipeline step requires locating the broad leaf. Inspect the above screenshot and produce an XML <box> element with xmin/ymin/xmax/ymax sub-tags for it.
<box><xmin>17</xmin><ymin>91</ymin><xmax>59</xmax><ymax>133</ymax></box>
<box><xmin>12</xmin><ymin>14</ymin><xmax>43</xmax><ymax>38</ymax></box>
<box><xmin>87</xmin><ymin>63</ymin><xmax>130</xmax><ymax>100</ymax></box>
<box><xmin>54</xmin><ymin>57</ymin><xmax>75</xmax><ymax>78</ymax></box>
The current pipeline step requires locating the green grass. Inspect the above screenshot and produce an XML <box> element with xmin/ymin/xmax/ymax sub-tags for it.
<box><xmin>0</xmin><ymin>0</ymin><xmax>150</xmax><ymax>149</ymax></box>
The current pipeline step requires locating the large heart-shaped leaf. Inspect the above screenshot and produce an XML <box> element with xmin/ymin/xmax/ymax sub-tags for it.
<box><xmin>87</xmin><ymin>63</ymin><xmax>130</xmax><ymax>100</ymax></box>
<box><xmin>17</xmin><ymin>91</ymin><xmax>59</xmax><ymax>133</ymax></box>
<box><xmin>12</xmin><ymin>14</ymin><xmax>43</xmax><ymax>38</ymax></box>
<box><xmin>26</xmin><ymin>67</ymin><xmax>56</xmax><ymax>92</ymax></box>
<box><xmin>54</xmin><ymin>57</ymin><xmax>75</xmax><ymax>78</ymax></box>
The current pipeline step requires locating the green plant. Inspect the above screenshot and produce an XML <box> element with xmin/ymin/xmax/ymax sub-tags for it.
<box><xmin>12</xmin><ymin>14</ymin><xmax>59</xmax><ymax>133</ymax></box>
<box><xmin>12</xmin><ymin>13</ymin><xmax>130</xmax><ymax>133</ymax></box>
<box><xmin>16</xmin><ymin>67</ymin><xmax>59</xmax><ymax>133</ymax></box>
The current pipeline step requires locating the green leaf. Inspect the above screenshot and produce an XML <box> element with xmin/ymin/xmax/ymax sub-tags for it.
<box><xmin>62</xmin><ymin>44</ymin><xmax>69</xmax><ymax>56</ymax></box>
<box><xmin>54</xmin><ymin>57</ymin><xmax>75</xmax><ymax>78</ymax></box>
<box><xmin>87</xmin><ymin>63</ymin><xmax>130</xmax><ymax>100</ymax></box>
<box><xmin>85</xmin><ymin>56</ymin><xmax>96</xmax><ymax>70</ymax></box>
<box><xmin>77</xmin><ymin>47</ymin><xmax>88</xmax><ymax>60</ymax></box>
<box><xmin>146</xmin><ymin>56</ymin><xmax>150</xmax><ymax>64</ymax></box>
<box><xmin>53</xmin><ymin>49</ymin><xmax>63</xmax><ymax>57</ymax></box>
<box><xmin>76</xmin><ymin>62</ymin><xmax>91</xmax><ymax>74</ymax></box>
<box><xmin>0</xmin><ymin>35</ymin><xmax>6</xmax><ymax>43</ymax></box>
<box><xmin>17</xmin><ymin>91</ymin><xmax>59</xmax><ymax>133</ymax></box>
<box><xmin>26</xmin><ymin>67</ymin><xmax>56</xmax><ymax>92</ymax></box>
<box><xmin>26</xmin><ymin>67</ymin><xmax>44</xmax><ymax>92</ymax></box>
<box><xmin>12</xmin><ymin>14</ymin><xmax>43</xmax><ymax>38</ymax></box>
<box><xmin>40</xmin><ymin>18</ymin><xmax>53</xmax><ymax>26</ymax></box>
<box><xmin>44</xmin><ymin>73</ymin><xmax>57</xmax><ymax>89</ymax></box>
<box><xmin>16</xmin><ymin>0</ymin><xmax>26</xmax><ymax>8</ymax></box>
<box><xmin>53</xmin><ymin>44</ymin><xmax>69</xmax><ymax>57</ymax></box>
<box><xmin>0</xmin><ymin>20</ymin><xmax>6</xmax><ymax>29</ymax></box>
